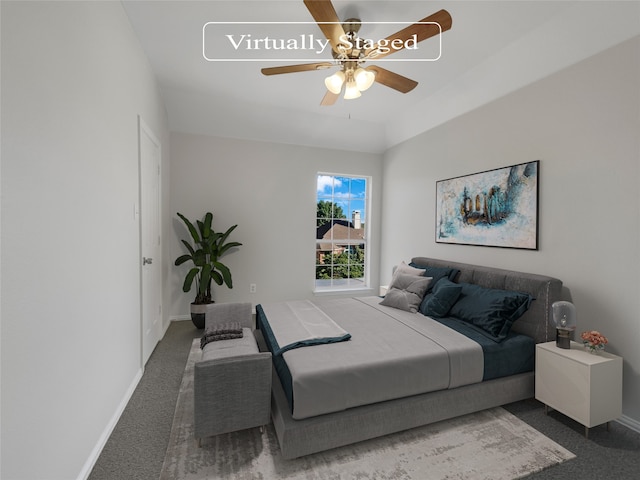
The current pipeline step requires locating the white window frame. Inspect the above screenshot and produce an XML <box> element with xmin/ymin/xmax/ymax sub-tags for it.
<box><xmin>314</xmin><ymin>172</ymin><xmax>371</xmax><ymax>293</ymax></box>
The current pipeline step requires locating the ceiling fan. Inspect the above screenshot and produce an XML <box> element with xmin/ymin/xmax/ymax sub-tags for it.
<box><xmin>260</xmin><ymin>0</ymin><xmax>452</xmax><ymax>106</ymax></box>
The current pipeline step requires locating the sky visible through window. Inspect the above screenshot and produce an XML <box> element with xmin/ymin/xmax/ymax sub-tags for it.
<box><xmin>317</xmin><ymin>175</ymin><xmax>366</xmax><ymax>221</ymax></box>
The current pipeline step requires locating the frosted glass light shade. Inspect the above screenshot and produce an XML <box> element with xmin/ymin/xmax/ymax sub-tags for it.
<box><xmin>343</xmin><ymin>80</ymin><xmax>361</xmax><ymax>99</ymax></box>
<box><xmin>354</xmin><ymin>67</ymin><xmax>375</xmax><ymax>91</ymax></box>
<box><xmin>552</xmin><ymin>301</ymin><xmax>576</xmax><ymax>349</ymax></box>
<box><xmin>552</xmin><ymin>301</ymin><xmax>576</xmax><ymax>330</ymax></box>
<box><xmin>324</xmin><ymin>71</ymin><xmax>345</xmax><ymax>94</ymax></box>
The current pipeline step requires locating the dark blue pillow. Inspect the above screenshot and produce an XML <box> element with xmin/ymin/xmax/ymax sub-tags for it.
<box><xmin>448</xmin><ymin>283</ymin><xmax>533</xmax><ymax>342</ymax></box>
<box><xmin>419</xmin><ymin>278</ymin><xmax>463</xmax><ymax>317</ymax></box>
<box><xmin>409</xmin><ymin>263</ymin><xmax>460</xmax><ymax>293</ymax></box>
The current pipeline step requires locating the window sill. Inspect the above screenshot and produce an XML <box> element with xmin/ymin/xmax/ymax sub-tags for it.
<box><xmin>313</xmin><ymin>287</ymin><xmax>375</xmax><ymax>296</ymax></box>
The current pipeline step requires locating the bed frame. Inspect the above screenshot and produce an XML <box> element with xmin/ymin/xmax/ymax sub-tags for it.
<box><xmin>258</xmin><ymin>257</ymin><xmax>563</xmax><ymax>460</ymax></box>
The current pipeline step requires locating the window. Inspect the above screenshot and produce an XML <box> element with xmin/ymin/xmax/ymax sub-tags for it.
<box><xmin>315</xmin><ymin>173</ymin><xmax>369</xmax><ymax>291</ymax></box>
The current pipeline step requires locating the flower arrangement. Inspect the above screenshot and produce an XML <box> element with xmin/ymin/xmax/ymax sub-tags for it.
<box><xmin>581</xmin><ymin>330</ymin><xmax>608</xmax><ymax>354</ymax></box>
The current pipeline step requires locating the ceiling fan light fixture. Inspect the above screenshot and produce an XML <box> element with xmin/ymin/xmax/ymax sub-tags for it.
<box><xmin>354</xmin><ymin>68</ymin><xmax>376</xmax><ymax>91</ymax></box>
<box><xmin>324</xmin><ymin>71</ymin><xmax>345</xmax><ymax>94</ymax></box>
<box><xmin>343</xmin><ymin>80</ymin><xmax>361</xmax><ymax>100</ymax></box>
<box><xmin>261</xmin><ymin>2</ymin><xmax>451</xmax><ymax>106</ymax></box>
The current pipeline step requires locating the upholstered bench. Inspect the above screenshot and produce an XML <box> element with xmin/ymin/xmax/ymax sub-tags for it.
<box><xmin>193</xmin><ymin>303</ymin><xmax>272</xmax><ymax>443</ymax></box>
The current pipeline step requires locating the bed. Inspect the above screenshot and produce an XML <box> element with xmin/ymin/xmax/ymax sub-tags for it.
<box><xmin>256</xmin><ymin>257</ymin><xmax>563</xmax><ymax>459</ymax></box>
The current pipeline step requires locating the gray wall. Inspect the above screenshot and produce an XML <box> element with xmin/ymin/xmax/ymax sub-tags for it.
<box><xmin>1</xmin><ymin>2</ymin><xmax>170</xmax><ymax>479</ymax></box>
<box><xmin>380</xmin><ymin>36</ymin><xmax>640</xmax><ymax>427</ymax></box>
<box><xmin>169</xmin><ymin>132</ymin><xmax>383</xmax><ymax>318</ymax></box>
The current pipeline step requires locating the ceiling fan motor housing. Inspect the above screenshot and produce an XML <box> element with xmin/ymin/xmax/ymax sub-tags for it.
<box><xmin>342</xmin><ymin>18</ymin><xmax>362</xmax><ymax>37</ymax></box>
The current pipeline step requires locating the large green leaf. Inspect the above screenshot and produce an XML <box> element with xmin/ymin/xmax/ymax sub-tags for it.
<box><xmin>180</xmin><ymin>239</ymin><xmax>195</xmax><ymax>256</ymax></box>
<box><xmin>210</xmin><ymin>270</ymin><xmax>223</xmax><ymax>286</ymax></box>
<box><xmin>199</xmin><ymin>264</ymin><xmax>212</xmax><ymax>295</ymax></box>
<box><xmin>218</xmin><ymin>241</ymin><xmax>242</xmax><ymax>257</ymax></box>
<box><xmin>203</xmin><ymin>212</ymin><xmax>213</xmax><ymax>238</ymax></box>
<box><xmin>214</xmin><ymin>261</ymin><xmax>233</xmax><ymax>288</ymax></box>
<box><xmin>174</xmin><ymin>254</ymin><xmax>192</xmax><ymax>266</ymax></box>
<box><xmin>177</xmin><ymin>212</ymin><xmax>201</xmax><ymax>244</ymax></box>
<box><xmin>183</xmin><ymin>267</ymin><xmax>199</xmax><ymax>293</ymax></box>
<box><xmin>217</xmin><ymin>224</ymin><xmax>237</xmax><ymax>247</ymax></box>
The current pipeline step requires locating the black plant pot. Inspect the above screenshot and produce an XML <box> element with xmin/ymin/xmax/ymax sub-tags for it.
<box><xmin>190</xmin><ymin>302</ymin><xmax>212</xmax><ymax>329</ymax></box>
<box><xmin>191</xmin><ymin>312</ymin><xmax>205</xmax><ymax>329</ymax></box>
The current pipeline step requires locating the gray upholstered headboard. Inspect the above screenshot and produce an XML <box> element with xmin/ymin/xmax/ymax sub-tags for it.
<box><xmin>410</xmin><ymin>257</ymin><xmax>563</xmax><ymax>344</ymax></box>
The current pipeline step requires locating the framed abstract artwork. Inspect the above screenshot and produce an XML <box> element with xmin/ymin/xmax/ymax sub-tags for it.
<box><xmin>436</xmin><ymin>161</ymin><xmax>539</xmax><ymax>250</ymax></box>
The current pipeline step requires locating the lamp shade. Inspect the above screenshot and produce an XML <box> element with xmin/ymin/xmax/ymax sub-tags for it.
<box><xmin>354</xmin><ymin>67</ymin><xmax>376</xmax><ymax>91</ymax></box>
<box><xmin>324</xmin><ymin>71</ymin><xmax>345</xmax><ymax>94</ymax></box>
<box><xmin>343</xmin><ymin>80</ymin><xmax>361</xmax><ymax>99</ymax></box>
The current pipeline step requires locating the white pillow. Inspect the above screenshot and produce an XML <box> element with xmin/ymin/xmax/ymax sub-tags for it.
<box><xmin>393</xmin><ymin>261</ymin><xmax>426</xmax><ymax>277</ymax></box>
<box><xmin>380</xmin><ymin>274</ymin><xmax>432</xmax><ymax>313</ymax></box>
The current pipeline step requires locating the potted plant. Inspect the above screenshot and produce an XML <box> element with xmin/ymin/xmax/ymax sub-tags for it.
<box><xmin>174</xmin><ymin>212</ymin><xmax>242</xmax><ymax>328</ymax></box>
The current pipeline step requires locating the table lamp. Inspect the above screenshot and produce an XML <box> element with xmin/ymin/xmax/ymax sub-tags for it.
<box><xmin>552</xmin><ymin>301</ymin><xmax>576</xmax><ymax>349</ymax></box>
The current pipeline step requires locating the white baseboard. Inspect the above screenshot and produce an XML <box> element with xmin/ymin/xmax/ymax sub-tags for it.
<box><xmin>170</xmin><ymin>315</ymin><xmax>191</xmax><ymax>322</ymax></box>
<box><xmin>617</xmin><ymin>414</ymin><xmax>640</xmax><ymax>434</ymax></box>
<box><xmin>76</xmin><ymin>368</ymin><xmax>143</xmax><ymax>480</ymax></box>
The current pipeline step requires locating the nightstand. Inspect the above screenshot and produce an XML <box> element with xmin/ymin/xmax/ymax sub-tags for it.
<box><xmin>535</xmin><ymin>341</ymin><xmax>622</xmax><ymax>438</ymax></box>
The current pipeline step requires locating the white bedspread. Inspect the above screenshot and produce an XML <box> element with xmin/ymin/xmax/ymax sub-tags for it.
<box><xmin>262</xmin><ymin>296</ymin><xmax>484</xmax><ymax>419</ymax></box>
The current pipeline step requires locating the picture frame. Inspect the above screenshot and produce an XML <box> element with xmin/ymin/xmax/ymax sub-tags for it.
<box><xmin>436</xmin><ymin>161</ymin><xmax>539</xmax><ymax>250</ymax></box>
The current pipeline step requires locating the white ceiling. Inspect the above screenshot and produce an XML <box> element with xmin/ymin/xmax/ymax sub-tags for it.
<box><xmin>122</xmin><ymin>1</ymin><xmax>640</xmax><ymax>153</ymax></box>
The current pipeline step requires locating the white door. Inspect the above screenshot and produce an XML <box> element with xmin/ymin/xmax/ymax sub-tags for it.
<box><xmin>139</xmin><ymin>117</ymin><xmax>162</xmax><ymax>366</ymax></box>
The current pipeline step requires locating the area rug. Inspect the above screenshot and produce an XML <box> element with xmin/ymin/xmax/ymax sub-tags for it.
<box><xmin>160</xmin><ymin>339</ymin><xmax>575</xmax><ymax>480</ymax></box>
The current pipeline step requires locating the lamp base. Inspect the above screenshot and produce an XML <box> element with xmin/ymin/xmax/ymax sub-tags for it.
<box><xmin>556</xmin><ymin>328</ymin><xmax>572</xmax><ymax>349</ymax></box>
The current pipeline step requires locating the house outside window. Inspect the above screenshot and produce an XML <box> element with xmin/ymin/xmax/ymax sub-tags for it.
<box><xmin>316</xmin><ymin>173</ymin><xmax>369</xmax><ymax>291</ymax></box>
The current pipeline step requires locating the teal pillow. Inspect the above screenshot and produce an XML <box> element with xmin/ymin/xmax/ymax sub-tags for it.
<box><xmin>409</xmin><ymin>263</ymin><xmax>460</xmax><ymax>293</ymax></box>
<box><xmin>448</xmin><ymin>283</ymin><xmax>533</xmax><ymax>342</ymax></box>
<box><xmin>419</xmin><ymin>278</ymin><xmax>463</xmax><ymax>317</ymax></box>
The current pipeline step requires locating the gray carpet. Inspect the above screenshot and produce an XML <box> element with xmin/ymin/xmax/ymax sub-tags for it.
<box><xmin>159</xmin><ymin>339</ymin><xmax>574</xmax><ymax>480</ymax></box>
<box><xmin>89</xmin><ymin>321</ymin><xmax>640</xmax><ymax>480</ymax></box>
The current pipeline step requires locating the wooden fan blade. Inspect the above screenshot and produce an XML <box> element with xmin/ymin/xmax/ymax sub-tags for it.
<box><xmin>367</xmin><ymin>9</ymin><xmax>452</xmax><ymax>60</ymax></box>
<box><xmin>366</xmin><ymin>66</ymin><xmax>418</xmax><ymax>93</ymax></box>
<box><xmin>320</xmin><ymin>90</ymin><xmax>339</xmax><ymax>106</ymax></box>
<box><xmin>304</xmin><ymin>0</ymin><xmax>347</xmax><ymax>53</ymax></box>
<box><xmin>261</xmin><ymin>62</ymin><xmax>333</xmax><ymax>76</ymax></box>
